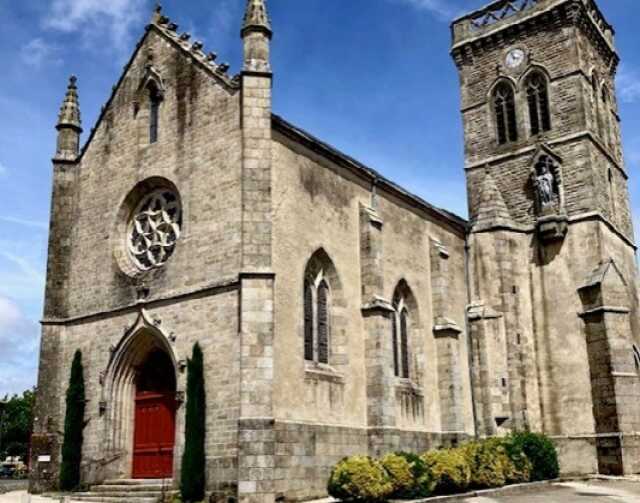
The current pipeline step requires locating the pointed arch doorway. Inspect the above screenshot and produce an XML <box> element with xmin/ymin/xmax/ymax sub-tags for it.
<box><xmin>132</xmin><ymin>350</ymin><xmax>177</xmax><ymax>479</ymax></box>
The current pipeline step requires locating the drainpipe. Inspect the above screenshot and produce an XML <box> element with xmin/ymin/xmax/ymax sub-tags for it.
<box><xmin>464</xmin><ymin>232</ymin><xmax>479</xmax><ymax>439</ymax></box>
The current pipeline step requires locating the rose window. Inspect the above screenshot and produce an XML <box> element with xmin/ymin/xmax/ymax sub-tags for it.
<box><xmin>128</xmin><ymin>189</ymin><xmax>182</xmax><ymax>270</ymax></box>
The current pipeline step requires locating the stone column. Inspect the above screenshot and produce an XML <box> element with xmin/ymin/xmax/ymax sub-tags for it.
<box><xmin>238</xmin><ymin>273</ymin><xmax>276</xmax><ymax>503</ymax></box>
<box><xmin>579</xmin><ymin>260</ymin><xmax>640</xmax><ymax>475</ymax></box>
<box><xmin>359</xmin><ymin>203</ymin><xmax>398</xmax><ymax>455</ymax></box>
<box><xmin>430</xmin><ymin>238</ymin><xmax>464</xmax><ymax>433</ymax></box>
<box><xmin>467</xmin><ymin>303</ymin><xmax>509</xmax><ymax>437</ymax></box>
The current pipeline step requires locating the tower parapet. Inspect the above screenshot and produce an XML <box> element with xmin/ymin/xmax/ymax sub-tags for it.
<box><xmin>451</xmin><ymin>0</ymin><xmax>615</xmax><ymax>56</ymax></box>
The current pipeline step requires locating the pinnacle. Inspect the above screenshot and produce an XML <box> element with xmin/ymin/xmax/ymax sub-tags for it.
<box><xmin>473</xmin><ymin>171</ymin><xmax>512</xmax><ymax>229</ymax></box>
<box><xmin>242</xmin><ymin>0</ymin><xmax>272</xmax><ymax>38</ymax></box>
<box><xmin>57</xmin><ymin>75</ymin><xmax>82</xmax><ymax>131</ymax></box>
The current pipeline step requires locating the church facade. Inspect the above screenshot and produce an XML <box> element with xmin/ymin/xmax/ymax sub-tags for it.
<box><xmin>30</xmin><ymin>0</ymin><xmax>640</xmax><ymax>501</ymax></box>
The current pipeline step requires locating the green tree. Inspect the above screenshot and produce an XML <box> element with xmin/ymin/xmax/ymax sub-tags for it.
<box><xmin>0</xmin><ymin>389</ymin><xmax>35</xmax><ymax>461</ymax></box>
<box><xmin>59</xmin><ymin>350</ymin><xmax>85</xmax><ymax>491</ymax></box>
<box><xmin>181</xmin><ymin>343</ymin><xmax>206</xmax><ymax>502</ymax></box>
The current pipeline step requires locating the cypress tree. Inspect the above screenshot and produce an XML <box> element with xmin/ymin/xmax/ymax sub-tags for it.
<box><xmin>59</xmin><ymin>350</ymin><xmax>85</xmax><ymax>491</ymax></box>
<box><xmin>181</xmin><ymin>343</ymin><xmax>206</xmax><ymax>502</ymax></box>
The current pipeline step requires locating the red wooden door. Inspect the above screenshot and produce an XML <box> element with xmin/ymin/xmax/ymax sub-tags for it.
<box><xmin>132</xmin><ymin>391</ymin><xmax>176</xmax><ymax>479</ymax></box>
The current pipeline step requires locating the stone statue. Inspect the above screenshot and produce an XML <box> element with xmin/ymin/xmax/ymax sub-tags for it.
<box><xmin>534</xmin><ymin>158</ymin><xmax>556</xmax><ymax>208</ymax></box>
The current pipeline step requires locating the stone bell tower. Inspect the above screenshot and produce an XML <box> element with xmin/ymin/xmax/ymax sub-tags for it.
<box><xmin>452</xmin><ymin>0</ymin><xmax>640</xmax><ymax>475</ymax></box>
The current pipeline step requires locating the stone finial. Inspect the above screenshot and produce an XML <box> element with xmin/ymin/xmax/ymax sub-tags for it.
<box><xmin>57</xmin><ymin>76</ymin><xmax>82</xmax><ymax>131</ymax></box>
<box><xmin>151</xmin><ymin>3</ymin><xmax>162</xmax><ymax>24</ymax></box>
<box><xmin>242</xmin><ymin>0</ymin><xmax>272</xmax><ymax>38</ymax></box>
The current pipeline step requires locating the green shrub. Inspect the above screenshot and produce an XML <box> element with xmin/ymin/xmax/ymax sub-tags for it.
<box><xmin>501</xmin><ymin>438</ymin><xmax>532</xmax><ymax>484</ymax></box>
<box><xmin>59</xmin><ymin>350</ymin><xmax>86</xmax><ymax>491</ymax></box>
<box><xmin>508</xmin><ymin>432</ymin><xmax>559</xmax><ymax>481</ymax></box>
<box><xmin>463</xmin><ymin>440</ymin><xmax>506</xmax><ymax>489</ymax></box>
<box><xmin>181</xmin><ymin>343</ymin><xmax>207</xmax><ymax>502</ymax></box>
<box><xmin>381</xmin><ymin>452</ymin><xmax>433</xmax><ymax>499</ymax></box>
<box><xmin>463</xmin><ymin>438</ymin><xmax>530</xmax><ymax>489</ymax></box>
<box><xmin>421</xmin><ymin>448</ymin><xmax>471</xmax><ymax>495</ymax></box>
<box><xmin>328</xmin><ymin>456</ymin><xmax>393</xmax><ymax>502</ymax></box>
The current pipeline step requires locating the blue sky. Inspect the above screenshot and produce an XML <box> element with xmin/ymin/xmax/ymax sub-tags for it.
<box><xmin>0</xmin><ymin>0</ymin><xmax>639</xmax><ymax>396</ymax></box>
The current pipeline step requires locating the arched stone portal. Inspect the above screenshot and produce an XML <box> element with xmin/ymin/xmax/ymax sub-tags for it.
<box><xmin>101</xmin><ymin>314</ymin><xmax>180</xmax><ymax>480</ymax></box>
<box><xmin>132</xmin><ymin>350</ymin><xmax>177</xmax><ymax>478</ymax></box>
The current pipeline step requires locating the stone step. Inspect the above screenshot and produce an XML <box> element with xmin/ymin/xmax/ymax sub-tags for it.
<box><xmin>69</xmin><ymin>497</ymin><xmax>159</xmax><ymax>503</ymax></box>
<box><xmin>90</xmin><ymin>484</ymin><xmax>168</xmax><ymax>492</ymax></box>
<box><xmin>102</xmin><ymin>479</ymin><xmax>172</xmax><ymax>485</ymax></box>
<box><xmin>77</xmin><ymin>491</ymin><xmax>166</xmax><ymax>498</ymax></box>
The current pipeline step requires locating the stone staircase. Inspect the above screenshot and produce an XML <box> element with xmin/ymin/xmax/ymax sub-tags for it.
<box><xmin>70</xmin><ymin>479</ymin><xmax>176</xmax><ymax>502</ymax></box>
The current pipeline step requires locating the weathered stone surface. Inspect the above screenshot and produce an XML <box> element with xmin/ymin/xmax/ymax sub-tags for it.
<box><xmin>31</xmin><ymin>0</ymin><xmax>640</xmax><ymax>501</ymax></box>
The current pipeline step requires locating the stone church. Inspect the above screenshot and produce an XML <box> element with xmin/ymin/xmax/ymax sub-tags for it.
<box><xmin>30</xmin><ymin>0</ymin><xmax>640</xmax><ymax>501</ymax></box>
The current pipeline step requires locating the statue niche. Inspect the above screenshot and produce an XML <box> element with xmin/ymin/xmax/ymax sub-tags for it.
<box><xmin>533</xmin><ymin>155</ymin><xmax>560</xmax><ymax>215</ymax></box>
<box><xmin>530</xmin><ymin>150</ymin><xmax>568</xmax><ymax>243</ymax></box>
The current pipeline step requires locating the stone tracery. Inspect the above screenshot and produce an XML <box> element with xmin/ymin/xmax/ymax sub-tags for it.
<box><xmin>128</xmin><ymin>189</ymin><xmax>182</xmax><ymax>270</ymax></box>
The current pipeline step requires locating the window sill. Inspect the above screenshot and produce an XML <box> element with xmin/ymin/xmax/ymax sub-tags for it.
<box><xmin>304</xmin><ymin>362</ymin><xmax>345</xmax><ymax>384</ymax></box>
<box><xmin>395</xmin><ymin>378</ymin><xmax>423</xmax><ymax>396</ymax></box>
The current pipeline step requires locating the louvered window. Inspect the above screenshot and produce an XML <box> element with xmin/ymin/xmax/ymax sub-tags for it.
<box><xmin>400</xmin><ymin>310</ymin><xmax>410</xmax><ymax>379</ymax></box>
<box><xmin>304</xmin><ymin>281</ymin><xmax>314</xmax><ymax>361</ymax></box>
<box><xmin>526</xmin><ymin>73</ymin><xmax>551</xmax><ymax>136</ymax></box>
<box><xmin>602</xmin><ymin>87</ymin><xmax>612</xmax><ymax>148</ymax></box>
<box><xmin>317</xmin><ymin>281</ymin><xmax>330</xmax><ymax>364</ymax></box>
<box><xmin>494</xmin><ymin>83</ymin><xmax>518</xmax><ymax>144</ymax></box>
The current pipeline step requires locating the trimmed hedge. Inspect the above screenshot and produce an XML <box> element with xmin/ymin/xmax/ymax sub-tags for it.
<box><xmin>422</xmin><ymin>448</ymin><xmax>471</xmax><ymax>495</ymax></box>
<box><xmin>508</xmin><ymin>432</ymin><xmax>559</xmax><ymax>482</ymax></box>
<box><xmin>327</xmin><ymin>433</ymin><xmax>558</xmax><ymax>501</ymax></box>
<box><xmin>328</xmin><ymin>456</ymin><xmax>393</xmax><ymax>502</ymax></box>
<box><xmin>381</xmin><ymin>452</ymin><xmax>433</xmax><ymax>499</ymax></box>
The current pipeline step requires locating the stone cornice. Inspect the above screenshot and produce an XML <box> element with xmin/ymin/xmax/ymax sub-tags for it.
<box><xmin>471</xmin><ymin>211</ymin><xmax>636</xmax><ymax>249</ymax></box>
<box><xmin>465</xmin><ymin>130</ymin><xmax>627</xmax><ymax>179</ymax></box>
<box><xmin>41</xmin><ymin>275</ymin><xmax>240</xmax><ymax>326</ymax></box>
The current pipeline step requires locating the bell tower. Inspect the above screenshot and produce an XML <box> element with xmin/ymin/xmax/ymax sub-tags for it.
<box><xmin>452</xmin><ymin>0</ymin><xmax>640</xmax><ymax>475</ymax></box>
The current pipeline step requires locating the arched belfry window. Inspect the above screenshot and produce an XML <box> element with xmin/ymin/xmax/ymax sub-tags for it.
<box><xmin>149</xmin><ymin>84</ymin><xmax>162</xmax><ymax>144</ymax></box>
<box><xmin>493</xmin><ymin>82</ymin><xmax>518</xmax><ymax>145</ymax></box>
<box><xmin>525</xmin><ymin>72</ymin><xmax>551</xmax><ymax>136</ymax></box>
<box><xmin>303</xmin><ymin>249</ymin><xmax>342</xmax><ymax>366</ymax></box>
<box><xmin>392</xmin><ymin>281</ymin><xmax>417</xmax><ymax>379</ymax></box>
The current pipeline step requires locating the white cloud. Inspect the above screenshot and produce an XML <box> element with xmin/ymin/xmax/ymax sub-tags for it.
<box><xmin>0</xmin><ymin>162</ymin><xmax>6</xmax><ymax>176</ymax></box>
<box><xmin>20</xmin><ymin>38</ymin><xmax>62</xmax><ymax>68</ymax></box>
<box><xmin>0</xmin><ymin>216</ymin><xmax>48</xmax><ymax>230</ymax></box>
<box><xmin>44</xmin><ymin>0</ymin><xmax>149</xmax><ymax>52</ymax></box>
<box><xmin>393</xmin><ymin>0</ymin><xmax>464</xmax><ymax>21</ymax></box>
<box><xmin>0</xmin><ymin>296</ymin><xmax>39</xmax><ymax>396</ymax></box>
<box><xmin>618</xmin><ymin>65</ymin><xmax>640</xmax><ymax>104</ymax></box>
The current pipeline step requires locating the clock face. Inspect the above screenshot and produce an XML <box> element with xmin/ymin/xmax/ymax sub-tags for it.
<box><xmin>505</xmin><ymin>49</ymin><xmax>525</xmax><ymax>69</ymax></box>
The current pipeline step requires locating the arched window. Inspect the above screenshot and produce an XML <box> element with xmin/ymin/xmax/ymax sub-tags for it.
<box><xmin>317</xmin><ymin>281</ymin><xmax>330</xmax><ymax>364</ymax></box>
<box><xmin>303</xmin><ymin>249</ymin><xmax>341</xmax><ymax>365</ymax></box>
<box><xmin>633</xmin><ymin>345</ymin><xmax>640</xmax><ymax>375</ymax></box>
<box><xmin>304</xmin><ymin>280</ymin><xmax>314</xmax><ymax>361</ymax></box>
<box><xmin>400</xmin><ymin>309</ymin><xmax>410</xmax><ymax>379</ymax></box>
<box><xmin>149</xmin><ymin>85</ymin><xmax>161</xmax><ymax>144</ymax></box>
<box><xmin>494</xmin><ymin>82</ymin><xmax>518</xmax><ymax>145</ymax></box>
<box><xmin>392</xmin><ymin>282</ymin><xmax>416</xmax><ymax>379</ymax></box>
<box><xmin>525</xmin><ymin>72</ymin><xmax>551</xmax><ymax>136</ymax></box>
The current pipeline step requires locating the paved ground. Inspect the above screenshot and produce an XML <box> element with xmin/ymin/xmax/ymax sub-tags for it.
<box><xmin>2</xmin><ymin>480</ymin><xmax>640</xmax><ymax>502</ymax></box>
<box><xmin>463</xmin><ymin>480</ymin><xmax>640</xmax><ymax>502</ymax></box>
